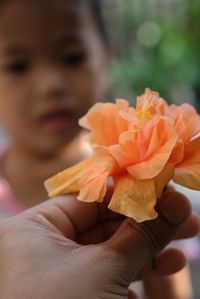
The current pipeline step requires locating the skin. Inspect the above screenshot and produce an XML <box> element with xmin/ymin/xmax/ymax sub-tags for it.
<box><xmin>0</xmin><ymin>189</ymin><xmax>199</xmax><ymax>298</ymax></box>
<box><xmin>0</xmin><ymin>0</ymin><xmax>109</xmax><ymax>206</ymax></box>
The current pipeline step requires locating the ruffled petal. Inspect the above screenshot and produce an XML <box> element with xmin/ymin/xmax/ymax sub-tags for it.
<box><xmin>115</xmin><ymin>99</ymin><xmax>130</xmax><ymax>135</ymax></box>
<box><xmin>109</xmin><ymin>144</ymin><xmax>133</xmax><ymax>168</ymax></box>
<box><xmin>173</xmin><ymin>137</ymin><xmax>200</xmax><ymax>190</ymax></box>
<box><xmin>177</xmin><ymin>136</ymin><xmax>200</xmax><ymax>164</ymax></box>
<box><xmin>168</xmin><ymin>137</ymin><xmax>184</xmax><ymax>165</ymax></box>
<box><xmin>144</xmin><ymin>125</ymin><xmax>160</xmax><ymax>159</ymax></box>
<box><xmin>78</xmin><ymin>165</ymin><xmax>109</xmax><ymax>202</ymax></box>
<box><xmin>78</xmin><ymin>115</ymin><xmax>90</xmax><ymax>129</ymax></box>
<box><xmin>93</xmin><ymin>146</ymin><xmax>120</xmax><ymax>174</ymax></box>
<box><xmin>87</xmin><ymin>103</ymin><xmax>118</xmax><ymax>145</ymax></box>
<box><xmin>109</xmin><ymin>131</ymin><xmax>140</xmax><ymax>167</ymax></box>
<box><xmin>155</xmin><ymin>163</ymin><xmax>175</xmax><ymax>197</ymax></box>
<box><xmin>119</xmin><ymin>110</ymin><xmax>141</xmax><ymax>129</ymax></box>
<box><xmin>180</xmin><ymin>116</ymin><xmax>200</xmax><ymax>143</ymax></box>
<box><xmin>169</xmin><ymin>104</ymin><xmax>200</xmax><ymax>143</ymax></box>
<box><xmin>108</xmin><ymin>174</ymin><xmax>157</xmax><ymax>222</ymax></box>
<box><xmin>109</xmin><ymin>163</ymin><xmax>174</xmax><ymax>222</ymax></box>
<box><xmin>44</xmin><ymin>159</ymin><xmax>92</xmax><ymax>197</ymax></box>
<box><xmin>127</xmin><ymin>128</ymin><xmax>178</xmax><ymax>179</ymax></box>
<box><xmin>80</xmin><ymin>101</ymin><xmax>129</xmax><ymax>146</ymax></box>
<box><xmin>77</xmin><ymin>147</ymin><xmax>118</xmax><ymax>202</ymax></box>
<box><xmin>173</xmin><ymin>165</ymin><xmax>200</xmax><ymax>190</ymax></box>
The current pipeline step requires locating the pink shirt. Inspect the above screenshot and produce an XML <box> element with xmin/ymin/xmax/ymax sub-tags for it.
<box><xmin>0</xmin><ymin>147</ymin><xmax>24</xmax><ymax>219</ymax></box>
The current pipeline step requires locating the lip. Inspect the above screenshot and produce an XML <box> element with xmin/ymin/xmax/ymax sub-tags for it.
<box><xmin>38</xmin><ymin>108</ymin><xmax>74</xmax><ymax>132</ymax></box>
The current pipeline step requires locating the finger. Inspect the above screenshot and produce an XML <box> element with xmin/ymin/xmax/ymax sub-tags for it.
<box><xmin>78</xmin><ymin>212</ymin><xmax>200</xmax><ymax>246</ymax></box>
<box><xmin>48</xmin><ymin>196</ymin><xmax>100</xmax><ymax>232</ymax></box>
<box><xmin>175</xmin><ymin>212</ymin><xmax>200</xmax><ymax>239</ymax></box>
<box><xmin>25</xmin><ymin>186</ymin><xmax>120</xmax><ymax>239</ymax></box>
<box><xmin>143</xmin><ymin>265</ymin><xmax>193</xmax><ymax>299</ymax></box>
<box><xmin>77</xmin><ymin>218</ymin><xmax>123</xmax><ymax>244</ymax></box>
<box><xmin>136</xmin><ymin>248</ymin><xmax>186</xmax><ymax>280</ymax></box>
<box><xmin>161</xmin><ymin>186</ymin><xmax>199</xmax><ymax>239</ymax></box>
<box><xmin>128</xmin><ymin>289</ymin><xmax>138</xmax><ymax>299</ymax></box>
<box><xmin>106</xmin><ymin>191</ymin><xmax>191</xmax><ymax>279</ymax></box>
<box><xmin>165</xmin><ymin>188</ymin><xmax>200</xmax><ymax>239</ymax></box>
<box><xmin>78</xmin><ymin>211</ymin><xmax>200</xmax><ymax>245</ymax></box>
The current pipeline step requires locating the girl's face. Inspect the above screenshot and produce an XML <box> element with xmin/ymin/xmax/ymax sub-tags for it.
<box><xmin>0</xmin><ymin>0</ymin><xmax>109</xmax><ymax>155</ymax></box>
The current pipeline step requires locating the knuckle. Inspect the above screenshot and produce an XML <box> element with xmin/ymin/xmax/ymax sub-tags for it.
<box><xmin>127</xmin><ymin>219</ymin><xmax>161</xmax><ymax>256</ymax></box>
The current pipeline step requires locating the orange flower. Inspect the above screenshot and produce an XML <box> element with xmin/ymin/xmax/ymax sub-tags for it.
<box><xmin>44</xmin><ymin>88</ymin><xmax>200</xmax><ymax>222</ymax></box>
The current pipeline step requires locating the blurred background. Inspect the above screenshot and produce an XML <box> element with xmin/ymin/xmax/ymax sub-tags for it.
<box><xmin>105</xmin><ymin>0</ymin><xmax>200</xmax><ymax>109</ymax></box>
<box><xmin>103</xmin><ymin>0</ymin><xmax>200</xmax><ymax>297</ymax></box>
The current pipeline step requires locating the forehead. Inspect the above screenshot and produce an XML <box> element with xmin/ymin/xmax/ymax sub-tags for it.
<box><xmin>0</xmin><ymin>0</ymin><xmax>95</xmax><ymax>47</ymax></box>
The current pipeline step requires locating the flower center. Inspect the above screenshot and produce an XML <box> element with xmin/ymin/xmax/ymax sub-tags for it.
<box><xmin>135</xmin><ymin>109</ymin><xmax>153</xmax><ymax>121</ymax></box>
<box><xmin>135</xmin><ymin>89</ymin><xmax>159</xmax><ymax>122</ymax></box>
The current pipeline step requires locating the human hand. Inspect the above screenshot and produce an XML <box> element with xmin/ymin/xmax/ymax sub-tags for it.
<box><xmin>143</xmin><ymin>265</ymin><xmax>193</xmax><ymax>299</ymax></box>
<box><xmin>0</xmin><ymin>189</ymin><xmax>199</xmax><ymax>299</ymax></box>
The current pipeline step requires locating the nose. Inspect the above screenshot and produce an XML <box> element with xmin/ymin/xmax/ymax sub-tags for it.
<box><xmin>35</xmin><ymin>65</ymin><xmax>67</xmax><ymax>101</ymax></box>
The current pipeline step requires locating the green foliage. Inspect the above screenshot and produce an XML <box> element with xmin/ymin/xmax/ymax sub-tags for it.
<box><xmin>106</xmin><ymin>0</ymin><xmax>200</xmax><ymax>106</ymax></box>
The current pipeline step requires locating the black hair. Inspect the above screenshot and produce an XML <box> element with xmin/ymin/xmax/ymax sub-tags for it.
<box><xmin>86</xmin><ymin>0</ymin><xmax>109</xmax><ymax>46</ymax></box>
<box><xmin>0</xmin><ymin>0</ymin><xmax>108</xmax><ymax>45</ymax></box>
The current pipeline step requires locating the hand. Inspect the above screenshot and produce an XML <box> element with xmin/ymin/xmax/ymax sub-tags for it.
<box><xmin>0</xmin><ymin>189</ymin><xmax>198</xmax><ymax>299</ymax></box>
<box><xmin>143</xmin><ymin>265</ymin><xmax>193</xmax><ymax>299</ymax></box>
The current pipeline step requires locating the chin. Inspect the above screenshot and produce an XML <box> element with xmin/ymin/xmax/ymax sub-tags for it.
<box><xmin>32</xmin><ymin>135</ymin><xmax>78</xmax><ymax>157</ymax></box>
<box><xmin>24</xmin><ymin>127</ymin><xmax>81</xmax><ymax>157</ymax></box>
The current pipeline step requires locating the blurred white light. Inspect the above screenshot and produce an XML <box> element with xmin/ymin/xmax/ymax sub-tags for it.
<box><xmin>137</xmin><ymin>21</ymin><xmax>161</xmax><ymax>47</ymax></box>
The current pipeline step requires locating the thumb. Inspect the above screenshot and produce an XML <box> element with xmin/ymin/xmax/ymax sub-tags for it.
<box><xmin>107</xmin><ymin>190</ymin><xmax>191</xmax><ymax>277</ymax></box>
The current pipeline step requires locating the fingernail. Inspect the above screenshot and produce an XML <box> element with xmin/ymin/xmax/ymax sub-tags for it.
<box><xmin>157</xmin><ymin>192</ymin><xmax>191</xmax><ymax>225</ymax></box>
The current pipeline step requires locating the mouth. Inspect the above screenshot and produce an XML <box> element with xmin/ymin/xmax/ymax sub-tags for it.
<box><xmin>39</xmin><ymin>108</ymin><xmax>74</xmax><ymax>132</ymax></box>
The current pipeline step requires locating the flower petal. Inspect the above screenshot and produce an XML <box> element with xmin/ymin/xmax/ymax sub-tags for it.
<box><xmin>169</xmin><ymin>104</ymin><xmax>200</xmax><ymax>143</ymax></box>
<box><xmin>170</xmin><ymin>103</ymin><xmax>197</xmax><ymax>122</ymax></box>
<box><xmin>177</xmin><ymin>136</ymin><xmax>200</xmax><ymax>165</ymax></box>
<box><xmin>155</xmin><ymin>163</ymin><xmax>175</xmax><ymax>197</ymax></box>
<box><xmin>144</xmin><ymin>125</ymin><xmax>160</xmax><ymax>159</ymax></box>
<box><xmin>173</xmin><ymin>165</ymin><xmax>200</xmax><ymax>190</ymax></box>
<box><xmin>78</xmin><ymin>115</ymin><xmax>90</xmax><ymax>130</ymax></box>
<box><xmin>44</xmin><ymin>159</ymin><xmax>92</xmax><ymax>197</ymax></box>
<box><xmin>108</xmin><ymin>174</ymin><xmax>157</xmax><ymax>222</ymax></box>
<box><xmin>109</xmin><ymin>144</ymin><xmax>133</xmax><ymax>168</ymax></box>
<box><xmin>169</xmin><ymin>137</ymin><xmax>184</xmax><ymax>165</ymax></box>
<box><xmin>180</xmin><ymin>116</ymin><xmax>200</xmax><ymax>143</ymax></box>
<box><xmin>127</xmin><ymin>128</ymin><xmax>178</xmax><ymax>179</ymax></box>
<box><xmin>78</xmin><ymin>165</ymin><xmax>109</xmax><ymax>202</ymax></box>
<box><xmin>81</xmin><ymin>101</ymin><xmax>129</xmax><ymax>146</ymax></box>
<box><xmin>93</xmin><ymin>145</ymin><xmax>120</xmax><ymax>174</ymax></box>
<box><xmin>109</xmin><ymin>131</ymin><xmax>140</xmax><ymax>167</ymax></box>
<box><xmin>108</xmin><ymin>163</ymin><xmax>174</xmax><ymax>222</ymax></box>
<box><xmin>173</xmin><ymin>137</ymin><xmax>200</xmax><ymax>190</ymax></box>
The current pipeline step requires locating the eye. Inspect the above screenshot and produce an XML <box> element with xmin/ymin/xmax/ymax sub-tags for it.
<box><xmin>5</xmin><ymin>60</ymin><xmax>30</xmax><ymax>74</ymax></box>
<box><xmin>62</xmin><ymin>52</ymin><xmax>87</xmax><ymax>66</ymax></box>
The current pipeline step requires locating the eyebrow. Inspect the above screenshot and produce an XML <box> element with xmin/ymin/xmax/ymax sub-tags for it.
<box><xmin>56</xmin><ymin>35</ymin><xmax>84</xmax><ymax>48</ymax></box>
<box><xmin>2</xmin><ymin>35</ymin><xmax>84</xmax><ymax>54</ymax></box>
<box><xmin>0</xmin><ymin>32</ymin><xmax>85</xmax><ymax>59</ymax></box>
<box><xmin>2</xmin><ymin>46</ymin><xmax>30</xmax><ymax>56</ymax></box>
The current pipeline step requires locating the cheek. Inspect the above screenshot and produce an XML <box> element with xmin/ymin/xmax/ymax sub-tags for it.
<box><xmin>0</xmin><ymin>112</ymin><xmax>30</xmax><ymax>141</ymax></box>
<box><xmin>67</xmin><ymin>64</ymin><xmax>109</xmax><ymax>112</ymax></box>
<box><xmin>0</xmin><ymin>93</ymin><xmax>32</xmax><ymax>139</ymax></box>
<box><xmin>0</xmin><ymin>77</ymin><xmax>31</xmax><ymax>111</ymax></box>
<box><xmin>0</xmin><ymin>100</ymin><xmax>30</xmax><ymax>132</ymax></box>
<box><xmin>0</xmin><ymin>77</ymin><xmax>34</xmax><ymax>121</ymax></box>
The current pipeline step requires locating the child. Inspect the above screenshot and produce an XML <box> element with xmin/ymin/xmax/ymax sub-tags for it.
<box><xmin>0</xmin><ymin>0</ymin><xmax>110</xmax><ymax>215</ymax></box>
<box><xmin>0</xmin><ymin>1</ymin><xmax>195</xmax><ymax>298</ymax></box>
